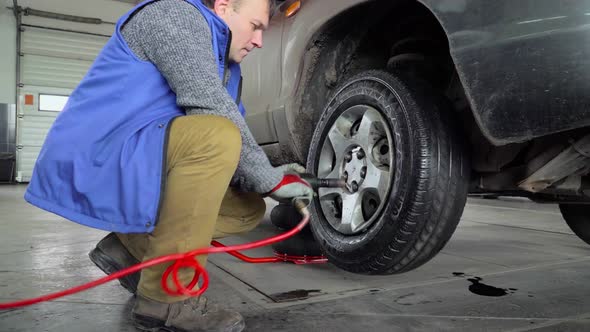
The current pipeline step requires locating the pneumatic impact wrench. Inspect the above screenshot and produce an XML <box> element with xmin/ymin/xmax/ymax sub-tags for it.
<box><xmin>299</xmin><ymin>173</ymin><xmax>347</xmax><ymax>192</ymax></box>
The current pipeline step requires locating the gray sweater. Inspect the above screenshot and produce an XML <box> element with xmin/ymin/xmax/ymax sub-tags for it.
<box><xmin>120</xmin><ymin>0</ymin><xmax>283</xmax><ymax>194</ymax></box>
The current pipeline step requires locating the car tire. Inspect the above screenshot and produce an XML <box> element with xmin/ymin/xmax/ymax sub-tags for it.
<box><xmin>559</xmin><ymin>204</ymin><xmax>590</xmax><ymax>245</ymax></box>
<box><xmin>306</xmin><ymin>70</ymin><xmax>470</xmax><ymax>274</ymax></box>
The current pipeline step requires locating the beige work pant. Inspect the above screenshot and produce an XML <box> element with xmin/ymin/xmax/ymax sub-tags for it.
<box><xmin>116</xmin><ymin>115</ymin><xmax>266</xmax><ymax>303</ymax></box>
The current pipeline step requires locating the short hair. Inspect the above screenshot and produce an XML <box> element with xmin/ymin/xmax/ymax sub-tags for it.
<box><xmin>202</xmin><ymin>0</ymin><xmax>276</xmax><ymax>15</ymax></box>
<box><xmin>201</xmin><ymin>0</ymin><xmax>216</xmax><ymax>8</ymax></box>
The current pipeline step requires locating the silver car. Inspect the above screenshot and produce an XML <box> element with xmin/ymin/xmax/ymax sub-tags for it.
<box><xmin>242</xmin><ymin>0</ymin><xmax>590</xmax><ymax>274</ymax></box>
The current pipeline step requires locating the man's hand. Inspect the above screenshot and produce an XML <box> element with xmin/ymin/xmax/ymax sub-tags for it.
<box><xmin>268</xmin><ymin>174</ymin><xmax>314</xmax><ymax>204</ymax></box>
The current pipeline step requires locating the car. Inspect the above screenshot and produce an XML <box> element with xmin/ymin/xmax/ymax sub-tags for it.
<box><xmin>241</xmin><ymin>0</ymin><xmax>590</xmax><ymax>274</ymax></box>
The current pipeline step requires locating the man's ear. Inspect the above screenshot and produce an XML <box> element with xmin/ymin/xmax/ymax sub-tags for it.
<box><xmin>213</xmin><ymin>0</ymin><xmax>232</xmax><ymax>16</ymax></box>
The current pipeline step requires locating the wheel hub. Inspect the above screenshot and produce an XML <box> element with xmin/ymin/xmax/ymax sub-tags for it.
<box><xmin>342</xmin><ymin>146</ymin><xmax>367</xmax><ymax>193</ymax></box>
<box><xmin>315</xmin><ymin>105</ymin><xmax>394</xmax><ymax>235</ymax></box>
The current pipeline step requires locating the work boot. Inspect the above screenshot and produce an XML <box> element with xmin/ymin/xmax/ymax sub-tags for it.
<box><xmin>88</xmin><ymin>232</ymin><xmax>140</xmax><ymax>294</ymax></box>
<box><xmin>132</xmin><ymin>295</ymin><xmax>245</xmax><ymax>332</ymax></box>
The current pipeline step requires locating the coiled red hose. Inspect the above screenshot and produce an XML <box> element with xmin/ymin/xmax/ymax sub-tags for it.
<box><xmin>0</xmin><ymin>205</ymin><xmax>310</xmax><ymax>309</ymax></box>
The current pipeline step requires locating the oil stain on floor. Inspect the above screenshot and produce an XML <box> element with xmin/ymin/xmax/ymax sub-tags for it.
<box><xmin>269</xmin><ymin>289</ymin><xmax>322</xmax><ymax>302</ymax></box>
<box><xmin>453</xmin><ymin>272</ymin><xmax>517</xmax><ymax>297</ymax></box>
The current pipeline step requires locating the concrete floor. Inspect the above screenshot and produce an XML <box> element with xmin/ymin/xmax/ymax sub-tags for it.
<box><xmin>1</xmin><ymin>184</ymin><xmax>590</xmax><ymax>331</ymax></box>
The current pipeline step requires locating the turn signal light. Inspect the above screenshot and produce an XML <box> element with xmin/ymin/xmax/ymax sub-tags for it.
<box><xmin>285</xmin><ymin>0</ymin><xmax>301</xmax><ymax>18</ymax></box>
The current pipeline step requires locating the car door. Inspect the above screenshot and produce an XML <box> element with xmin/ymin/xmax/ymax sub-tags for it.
<box><xmin>241</xmin><ymin>7</ymin><xmax>286</xmax><ymax>145</ymax></box>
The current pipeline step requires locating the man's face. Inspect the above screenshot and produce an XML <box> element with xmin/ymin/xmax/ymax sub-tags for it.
<box><xmin>213</xmin><ymin>0</ymin><xmax>269</xmax><ymax>63</ymax></box>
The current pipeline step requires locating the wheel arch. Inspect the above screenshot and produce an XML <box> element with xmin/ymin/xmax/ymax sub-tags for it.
<box><xmin>283</xmin><ymin>0</ymin><xmax>471</xmax><ymax>163</ymax></box>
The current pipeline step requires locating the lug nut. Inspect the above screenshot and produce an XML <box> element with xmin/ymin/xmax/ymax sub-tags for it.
<box><xmin>351</xmin><ymin>181</ymin><xmax>359</xmax><ymax>192</ymax></box>
<box><xmin>345</xmin><ymin>152</ymin><xmax>353</xmax><ymax>163</ymax></box>
<box><xmin>343</xmin><ymin>172</ymin><xmax>349</xmax><ymax>181</ymax></box>
<box><xmin>360</xmin><ymin>167</ymin><xmax>367</xmax><ymax>178</ymax></box>
<box><xmin>357</xmin><ymin>150</ymin><xmax>365</xmax><ymax>160</ymax></box>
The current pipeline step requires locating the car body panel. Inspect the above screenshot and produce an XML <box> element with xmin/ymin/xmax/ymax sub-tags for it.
<box><xmin>278</xmin><ymin>0</ymin><xmax>372</xmax><ymax>102</ymax></box>
<box><xmin>242</xmin><ymin>0</ymin><xmax>590</xmax><ymax>150</ymax></box>
<box><xmin>242</xmin><ymin>0</ymin><xmax>373</xmax><ymax>148</ymax></box>
<box><xmin>418</xmin><ymin>0</ymin><xmax>590</xmax><ymax>145</ymax></box>
<box><xmin>242</xmin><ymin>12</ymin><xmax>285</xmax><ymax>144</ymax></box>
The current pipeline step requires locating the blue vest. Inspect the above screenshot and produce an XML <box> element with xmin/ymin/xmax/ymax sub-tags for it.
<box><xmin>24</xmin><ymin>0</ymin><xmax>244</xmax><ymax>233</ymax></box>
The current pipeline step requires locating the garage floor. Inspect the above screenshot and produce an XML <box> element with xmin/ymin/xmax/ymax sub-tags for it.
<box><xmin>1</xmin><ymin>184</ymin><xmax>590</xmax><ymax>331</ymax></box>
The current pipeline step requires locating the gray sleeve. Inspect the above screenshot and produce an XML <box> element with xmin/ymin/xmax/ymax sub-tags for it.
<box><xmin>120</xmin><ymin>0</ymin><xmax>283</xmax><ymax>194</ymax></box>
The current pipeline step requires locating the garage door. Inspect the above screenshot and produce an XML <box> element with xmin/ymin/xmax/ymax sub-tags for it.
<box><xmin>16</xmin><ymin>26</ymin><xmax>108</xmax><ymax>182</ymax></box>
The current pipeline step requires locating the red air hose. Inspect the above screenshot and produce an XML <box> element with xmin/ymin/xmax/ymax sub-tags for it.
<box><xmin>0</xmin><ymin>204</ymin><xmax>310</xmax><ymax>310</ymax></box>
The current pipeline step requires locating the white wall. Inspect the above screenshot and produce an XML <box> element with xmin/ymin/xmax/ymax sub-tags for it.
<box><xmin>0</xmin><ymin>0</ymin><xmax>16</xmax><ymax>105</ymax></box>
<box><xmin>18</xmin><ymin>0</ymin><xmax>135</xmax><ymax>36</ymax></box>
<box><xmin>0</xmin><ymin>0</ymin><xmax>134</xmax><ymax>105</ymax></box>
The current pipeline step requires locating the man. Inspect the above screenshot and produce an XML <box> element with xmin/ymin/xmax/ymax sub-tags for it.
<box><xmin>24</xmin><ymin>0</ymin><xmax>313</xmax><ymax>331</ymax></box>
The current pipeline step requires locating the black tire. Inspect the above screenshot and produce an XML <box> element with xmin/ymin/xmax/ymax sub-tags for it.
<box><xmin>559</xmin><ymin>204</ymin><xmax>590</xmax><ymax>245</ymax></box>
<box><xmin>307</xmin><ymin>70</ymin><xmax>470</xmax><ymax>274</ymax></box>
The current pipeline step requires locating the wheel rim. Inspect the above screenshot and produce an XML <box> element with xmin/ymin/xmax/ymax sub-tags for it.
<box><xmin>316</xmin><ymin>105</ymin><xmax>394</xmax><ymax>235</ymax></box>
